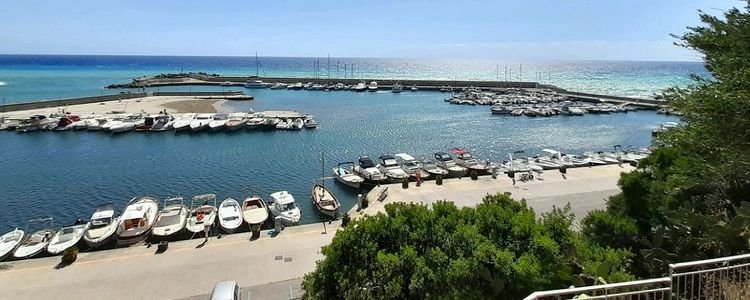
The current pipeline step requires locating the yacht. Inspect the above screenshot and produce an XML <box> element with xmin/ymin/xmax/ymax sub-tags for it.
<box><xmin>288</xmin><ymin>82</ymin><xmax>304</xmax><ymax>90</ymax></box>
<box><xmin>270</xmin><ymin>82</ymin><xmax>288</xmax><ymax>90</ymax></box>
<box><xmin>16</xmin><ymin>115</ymin><xmax>53</xmax><ymax>133</ymax></box>
<box><xmin>450</xmin><ymin>148</ymin><xmax>491</xmax><ymax>175</ymax></box>
<box><xmin>151</xmin><ymin>197</ymin><xmax>189</xmax><ymax>238</ymax></box>
<box><xmin>208</xmin><ymin>113</ymin><xmax>229</xmax><ymax>132</ymax></box>
<box><xmin>190</xmin><ymin>113</ymin><xmax>213</xmax><ymax>132</ymax></box>
<box><xmin>0</xmin><ymin>228</ymin><xmax>24</xmax><ymax>262</ymax></box>
<box><xmin>333</xmin><ymin>162</ymin><xmax>364</xmax><ymax>189</ymax></box>
<box><xmin>173</xmin><ymin>113</ymin><xmax>196</xmax><ymax>132</ymax></box>
<box><xmin>368</xmin><ymin>81</ymin><xmax>378</xmax><ymax>92</ymax></box>
<box><xmin>264</xmin><ymin>118</ymin><xmax>280</xmax><ymax>129</ymax></box>
<box><xmin>13</xmin><ymin>218</ymin><xmax>55</xmax><ymax>259</ymax></box>
<box><xmin>434</xmin><ymin>151</ymin><xmax>468</xmax><ymax>177</ymax></box>
<box><xmin>245</xmin><ymin>79</ymin><xmax>269</xmax><ymax>89</ymax></box>
<box><xmin>110</xmin><ymin>114</ymin><xmax>144</xmax><ymax>134</ymax></box>
<box><xmin>304</xmin><ymin>117</ymin><xmax>318</xmax><ymax>128</ymax></box>
<box><xmin>47</xmin><ymin>221</ymin><xmax>89</xmax><ymax>255</ymax></box>
<box><xmin>218</xmin><ymin>198</ymin><xmax>243</xmax><ymax>234</ymax></box>
<box><xmin>353</xmin><ymin>82</ymin><xmax>367</xmax><ymax>92</ymax></box>
<box><xmin>394</xmin><ymin>153</ymin><xmax>431</xmax><ymax>180</ymax></box>
<box><xmin>352</xmin><ymin>156</ymin><xmax>386</xmax><ymax>183</ymax></box>
<box><xmin>83</xmin><ymin>204</ymin><xmax>119</xmax><ymax>248</ymax></box>
<box><xmin>378</xmin><ymin>154</ymin><xmax>409</xmax><ymax>182</ymax></box>
<box><xmin>115</xmin><ymin>196</ymin><xmax>159</xmax><ymax>245</ymax></box>
<box><xmin>150</xmin><ymin>115</ymin><xmax>174</xmax><ymax>132</ymax></box>
<box><xmin>186</xmin><ymin>194</ymin><xmax>218</xmax><ymax>234</ymax></box>
<box><xmin>225</xmin><ymin>112</ymin><xmax>248</xmax><ymax>131</ymax></box>
<box><xmin>289</xmin><ymin>118</ymin><xmax>304</xmax><ymax>130</ymax></box>
<box><xmin>275</xmin><ymin>118</ymin><xmax>291</xmax><ymax>130</ymax></box>
<box><xmin>87</xmin><ymin>117</ymin><xmax>109</xmax><ymax>131</ymax></box>
<box><xmin>242</xmin><ymin>197</ymin><xmax>269</xmax><ymax>228</ymax></box>
<box><xmin>53</xmin><ymin>115</ymin><xmax>81</xmax><ymax>131</ymax></box>
<box><xmin>268</xmin><ymin>191</ymin><xmax>301</xmax><ymax>226</ymax></box>
<box><xmin>312</xmin><ymin>183</ymin><xmax>341</xmax><ymax>218</ymax></box>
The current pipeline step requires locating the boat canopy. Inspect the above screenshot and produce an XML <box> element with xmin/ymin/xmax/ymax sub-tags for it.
<box><xmin>337</xmin><ymin>161</ymin><xmax>355</xmax><ymax>167</ymax></box>
<box><xmin>450</xmin><ymin>148</ymin><xmax>474</xmax><ymax>159</ymax></box>
<box><xmin>359</xmin><ymin>156</ymin><xmax>375</xmax><ymax>168</ymax></box>
<box><xmin>121</xmin><ymin>207</ymin><xmax>150</xmax><ymax>220</ymax></box>
<box><xmin>394</xmin><ymin>153</ymin><xmax>416</xmax><ymax>161</ymax></box>
<box><xmin>270</xmin><ymin>191</ymin><xmax>295</xmax><ymax>205</ymax></box>
<box><xmin>193</xmin><ymin>194</ymin><xmax>216</xmax><ymax>202</ymax></box>
<box><xmin>434</xmin><ymin>152</ymin><xmax>452</xmax><ymax>161</ymax></box>
<box><xmin>91</xmin><ymin>210</ymin><xmax>114</xmax><ymax>220</ymax></box>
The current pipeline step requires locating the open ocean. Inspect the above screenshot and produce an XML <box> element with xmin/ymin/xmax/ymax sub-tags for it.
<box><xmin>0</xmin><ymin>55</ymin><xmax>685</xmax><ymax>234</ymax></box>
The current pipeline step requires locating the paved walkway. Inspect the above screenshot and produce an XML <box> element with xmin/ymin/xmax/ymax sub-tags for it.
<box><xmin>350</xmin><ymin>164</ymin><xmax>634</xmax><ymax>222</ymax></box>
<box><xmin>0</xmin><ymin>222</ymin><xmax>338</xmax><ymax>300</ymax></box>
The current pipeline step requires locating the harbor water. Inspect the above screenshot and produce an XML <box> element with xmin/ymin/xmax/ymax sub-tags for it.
<box><xmin>0</xmin><ymin>88</ymin><xmax>678</xmax><ymax>232</ymax></box>
<box><xmin>0</xmin><ymin>55</ymin><xmax>708</xmax><ymax>103</ymax></box>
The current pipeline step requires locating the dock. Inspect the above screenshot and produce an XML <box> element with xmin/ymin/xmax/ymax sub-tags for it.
<box><xmin>350</xmin><ymin>164</ymin><xmax>634</xmax><ymax>221</ymax></box>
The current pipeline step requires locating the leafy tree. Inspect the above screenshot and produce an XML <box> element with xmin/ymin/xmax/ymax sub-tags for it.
<box><xmin>302</xmin><ymin>194</ymin><xmax>633</xmax><ymax>299</ymax></box>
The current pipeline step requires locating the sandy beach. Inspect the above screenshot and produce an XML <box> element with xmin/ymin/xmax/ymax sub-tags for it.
<box><xmin>2</xmin><ymin>96</ymin><xmax>230</xmax><ymax>119</ymax></box>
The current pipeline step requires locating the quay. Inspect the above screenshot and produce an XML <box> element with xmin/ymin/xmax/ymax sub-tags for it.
<box><xmin>350</xmin><ymin>164</ymin><xmax>634</xmax><ymax>221</ymax></box>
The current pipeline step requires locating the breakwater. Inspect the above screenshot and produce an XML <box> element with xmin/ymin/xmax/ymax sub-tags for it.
<box><xmin>0</xmin><ymin>93</ymin><xmax>148</xmax><ymax>113</ymax></box>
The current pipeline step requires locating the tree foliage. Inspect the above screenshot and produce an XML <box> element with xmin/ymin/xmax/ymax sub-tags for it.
<box><xmin>302</xmin><ymin>194</ymin><xmax>633</xmax><ymax>299</ymax></box>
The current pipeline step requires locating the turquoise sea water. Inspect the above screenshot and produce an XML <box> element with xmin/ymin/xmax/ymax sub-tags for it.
<box><xmin>0</xmin><ymin>55</ymin><xmax>708</xmax><ymax>103</ymax></box>
<box><xmin>0</xmin><ymin>55</ymin><xmax>685</xmax><ymax>233</ymax></box>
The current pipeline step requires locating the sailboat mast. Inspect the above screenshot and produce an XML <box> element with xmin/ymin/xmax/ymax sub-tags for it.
<box><xmin>255</xmin><ymin>51</ymin><xmax>259</xmax><ymax>77</ymax></box>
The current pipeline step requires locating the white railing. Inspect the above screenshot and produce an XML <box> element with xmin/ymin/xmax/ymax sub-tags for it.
<box><xmin>523</xmin><ymin>253</ymin><xmax>750</xmax><ymax>300</ymax></box>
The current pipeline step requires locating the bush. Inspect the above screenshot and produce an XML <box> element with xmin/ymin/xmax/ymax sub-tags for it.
<box><xmin>61</xmin><ymin>246</ymin><xmax>78</xmax><ymax>265</ymax></box>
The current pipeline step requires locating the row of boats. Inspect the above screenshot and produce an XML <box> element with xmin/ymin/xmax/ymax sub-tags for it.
<box><xmin>0</xmin><ymin>112</ymin><xmax>318</xmax><ymax>134</ymax></box>
<box><xmin>0</xmin><ymin>184</ymin><xmax>343</xmax><ymax>262</ymax></box>
<box><xmin>332</xmin><ymin>146</ymin><xmax>651</xmax><ymax>188</ymax></box>
<box><xmin>239</xmin><ymin>79</ymin><xmax>418</xmax><ymax>93</ymax></box>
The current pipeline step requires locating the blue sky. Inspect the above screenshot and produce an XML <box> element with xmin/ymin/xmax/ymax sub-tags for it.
<box><xmin>0</xmin><ymin>0</ymin><xmax>741</xmax><ymax>60</ymax></box>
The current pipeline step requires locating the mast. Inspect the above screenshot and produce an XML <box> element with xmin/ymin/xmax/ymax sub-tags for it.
<box><xmin>255</xmin><ymin>51</ymin><xmax>259</xmax><ymax>77</ymax></box>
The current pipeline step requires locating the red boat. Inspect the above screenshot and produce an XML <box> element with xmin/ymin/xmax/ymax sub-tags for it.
<box><xmin>450</xmin><ymin>147</ymin><xmax>491</xmax><ymax>175</ymax></box>
<box><xmin>54</xmin><ymin>115</ymin><xmax>81</xmax><ymax>131</ymax></box>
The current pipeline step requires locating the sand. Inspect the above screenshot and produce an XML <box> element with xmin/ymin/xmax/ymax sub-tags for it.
<box><xmin>2</xmin><ymin>96</ymin><xmax>229</xmax><ymax>118</ymax></box>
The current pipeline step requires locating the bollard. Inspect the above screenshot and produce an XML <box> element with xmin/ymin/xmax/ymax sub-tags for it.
<box><xmin>274</xmin><ymin>216</ymin><xmax>283</xmax><ymax>234</ymax></box>
<box><xmin>357</xmin><ymin>194</ymin><xmax>363</xmax><ymax>211</ymax></box>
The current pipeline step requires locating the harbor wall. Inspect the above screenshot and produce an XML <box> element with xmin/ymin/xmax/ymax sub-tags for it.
<box><xmin>211</xmin><ymin>76</ymin><xmax>541</xmax><ymax>89</ymax></box>
<box><xmin>0</xmin><ymin>93</ymin><xmax>148</xmax><ymax>113</ymax></box>
<box><xmin>152</xmin><ymin>91</ymin><xmax>244</xmax><ymax>96</ymax></box>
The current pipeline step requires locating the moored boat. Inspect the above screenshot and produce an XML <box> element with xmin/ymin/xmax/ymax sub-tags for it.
<box><xmin>13</xmin><ymin>218</ymin><xmax>55</xmax><ymax>259</ymax></box>
<box><xmin>186</xmin><ymin>194</ymin><xmax>218</xmax><ymax>234</ymax></box>
<box><xmin>241</xmin><ymin>197</ymin><xmax>269</xmax><ymax>228</ymax></box>
<box><xmin>0</xmin><ymin>228</ymin><xmax>24</xmax><ymax>262</ymax></box>
<box><xmin>114</xmin><ymin>196</ymin><xmax>159</xmax><ymax>245</ymax></box>
<box><xmin>394</xmin><ymin>153</ymin><xmax>431</xmax><ymax>180</ymax></box>
<box><xmin>352</xmin><ymin>155</ymin><xmax>386</xmax><ymax>183</ymax></box>
<box><xmin>83</xmin><ymin>203</ymin><xmax>119</xmax><ymax>248</ymax></box>
<box><xmin>289</xmin><ymin>118</ymin><xmax>304</xmax><ymax>130</ymax></box>
<box><xmin>378</xmin><ymin>154</ymin><xmax>409</xmax><ymax>182</ymax></box>
<box><xmin>311</xmin><ymin>183</ymin><xmax>341</xmax><ymax>218</ymax></box>
<box><xmin>151</xmin><ymin>197</ymin><xmax>189</xmax><ymax>238</ymax></box>
<box><xmin>190</xmin><ymin>113</ymin><xmax>213</xmax><ymax>132</ymax></box>
<box><xmin>450</xmin><ymin>148</ymin><xmax>491</xmax><ymax>175</ymax></box>
<box><xmin>218</xmin><ymin>198</ymin><xmax>242</xmax><ymax>234</ymax></box>
<box><xmin>434</xmin><ymin>151</ymin><xmax>467</xmax><ymax>177</ymax></box>
<box><xmin>225</xmin><ymin>113</ymin><xmax>248</xmax><ymax>131</ymax></box>
<box><xmin>46</xmin><ymin>221</ymin><xmax>89</xmax><ymax>255</ymax></box>
<box><xmin>333</xmin><ymin>162</ymin><xmax>364</xmax><ymax>189</ymax></box>
<box><xmin>368</xmin><ymin>81</ymin><xmax>378</xmax><ymax>92</ymax></box>
<box><xmin>268</xmin><ymin>191</ymin><xmax>301</xmax><ymax>226</ymax></box>
<box><xmin>208</xmin><ymin>113</ymin><xmax>229</xmax><ymax>132</ymax></box>
<box><xmin>173</xmin><ymin>113</ymin><xmax>196</xmax><ymax>132</ymax></box>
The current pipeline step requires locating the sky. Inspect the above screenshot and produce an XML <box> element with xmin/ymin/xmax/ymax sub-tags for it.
<box><xmin>0</xmin><ymin>0</ymin><xmax>742</xmax><ymax>61</ymax></box>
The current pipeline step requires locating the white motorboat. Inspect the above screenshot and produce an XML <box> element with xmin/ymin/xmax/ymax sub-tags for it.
<box><xmin>289</xmin><ymin>118</ymin><xmax>304</xmax><ymax>130</ymax></box>
<box><xmin>353</xmin><ymin>156</ymin><xmax>386</xmax><ymax>183</ymax></box>
<box><xmin>269</xmin><ymin>191</ymin><xmax>301</xmax><ymax>226</ymax></box>
<box><xmin>150</xmin><ymin>115</ymin><xmax>174</xmax><ymax>132</ymax></box>
<box><xmin>110</xmin><ymin>114</ymin><xmax>143</xmax><ymax>134</ymax></box>
<box><xmin>333</xmin><ymin>162</ymin><xmax>364</xmax><ymax>189</ymax></box>
<box><xmin>53</xmin><ymin>115</ymin><xmax>81</xmax><ymax>131</ymax></box>
<box><xmin>47</xmin><ymin>221</ymin><xmax>89</xmax><ymax>255</ymax></box>
<box><xmin>275</xmin><ymin>118</ymin><xmax>291</xmax><ymax>130</ymax></box>
<box><xmin>13</xmin><ymin>218</ymin><xmax>55</xmax><ymax>259</ymax></box>
<box><xmin>208</xmin><ymin>113</ymin><xmax>229</xmax><ymax>131</ymax></box>
<box><xmin>434</xmin><ymin>151</ymin><xmax>467</xmax><ymax>177</ymax></box>
<box><xmin>304</xmin><ymin>118</ymin><xmax>317</xmax><ymax>128</ymax></box>
<box><xmin>391</xmin><ymin>83</ymin><xmax>402</xmax><ymax>93</ymax></box>
<box><xmin>410</xmin><ymin>85</ymin><xmax>418</xmax><ymax>92</ymax></box>
<box><xmin>378</xmin><ymin>154</ymin><xmax>409</xmax><ymax>182</ymax></box>
<box><xmin>242</xmin><ymin>197</ymin><xmax>269</xmax><ymax>227</ymax></box>
<box><xmin>245</xmin><ymin>80</ymin><xmax>269</xmax><ymax>88</ymax></box>
<box><xmin>450</xmin><ymin>148</ymin><xmax>491</xmax><ymax>175</ymax></box>
<box><xmin>83</xmin><ymin>204</ymin><xmax>119</xmax><ymax>248</ymax></box>
<box><xmin>246</xmin><ymin>117</ymin><xmax>266</xmax><ymax>130</ymax></box>
<box><xmin>225</xmin><ymin>113</ymin><xmax>248</xmax><ymax>131</ymax></box>
<box><xmin>270</xmin><ymin>82</ymin><xmax>287</xmax><ymax>89</ymax></box>
<box><xmin>86</xmin><ymin>117</ymin><xmax>108</xmax><ymax>131</ymax></box>
<box><xmin>173</xmin><ymin>113</ymin><xmax>196</xmax><ymax>132</ymax></box>
<box><xmin>312</xmin><ymin>183</ymin><xmax>341</xmax><ymax>218</ymax></box>
<box><xmin>265</xmin><ymin>118</ymin><xmax>280</xmax><ymax>129</ymax></box>
<box><xmin>541</xmin><ymin>149</ymin><xmax>574</xmax><ymax>168</ymax></box>
<box><xmin>353</xmin><ymin>82</ymin><xmax>367</xmax><ymax>92</ymax></box>
<box><xmin>0</xmin><ymin>228</ymin><xmax>24</xmax><ymax>262</ymax></box>
<box><xmin>186</xmin><ymin>194</ymin><xmax>218</xmax><ymax>234</ymax></box>
<box><xmin>190</xmin><ymin>113</ymin><xmax>213</xmax><ymax>132</ymax></box>
<box><xmin>288</xmin><ymin>82</ymin><xmax>304</xmax><ymax>90</ymax></box>
<box><xmin>114</xmin><ymin>196</ymin><xmax>159</xmax><ymax>245</ymax></box>
<box><xmin>585</xmin><ymin>151</ymin><xmax>620</xmax><ymax>164</ymax></box>
<box><xmin>151</xmin><ymin>197</ymin><xmax>189</xmax><ymax>238</ymax></box>
<box><xmin>394</xmin><ymin>153</ymin><xmax>431</xmax><ymax>180</ymax></box>
<box><xmin>368</xmin><ymin>81</ymin><xmax>378</xmax><ymax>92</ymax></box>
<box><xmin>16</xmin><ymin>115</ymin><xmax>52</xmax><ymax>133</ymax></box>
<box><xmin>419</xmin><ymin>159</ymin><xmax>449</xmax><ymax>177</ymax></box>
<box><xmin>218</xmin><ymin>198</ymin><xmax>243</xmax><ymax>234</ymax></box>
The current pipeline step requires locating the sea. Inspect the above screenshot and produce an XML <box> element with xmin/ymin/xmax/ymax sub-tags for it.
<box><xmin>0</xmin><ymin>55</ymin><xmax>690</xmax><ymax>233</ymax></box>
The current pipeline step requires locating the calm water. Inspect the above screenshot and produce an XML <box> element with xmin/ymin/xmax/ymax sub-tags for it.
<box><xmin>0</xmin><ymin>88</ymin><xmax>678</xmax><ymax>232</ymax></box>
<box><xmin>0</xmin><ymin>55</ymin><xmax>708</xmax><ymax>103</ymax></box>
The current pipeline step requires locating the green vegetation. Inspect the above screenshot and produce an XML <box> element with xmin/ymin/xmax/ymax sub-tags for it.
<box><xmin>302</xmin><ymin>194</ymin><xmax>633</xmax><ymax>299</ymax></box>
<box><xmin>302</xmin><ymin>3</ymin><xmax>750</xmax><ymax>298</ymax></box>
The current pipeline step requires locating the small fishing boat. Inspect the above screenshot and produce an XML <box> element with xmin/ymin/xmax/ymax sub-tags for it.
<box><xmin>353</xmin><ymin>156</ymin><xmax>386</xmax><ymax>183</ymax></box>
<box><xmin>225</xmin><ymin>113</ymin><xmax>248</xmax><ymax>131</ymax></box>
<box><xmin>172</xmin><ymin>113</ymin><xmax>196</xmax><ymax>132</ymax></box>
<box><xmin>333</xmin><ymin>162</ymin><xmax>364</xmax><ymax>189</ymax></box>
<box><xmin>289</xmin><ymin>118</ymin><xmax>304</xmax><ymax>130</ymax></box>
<box><xmin>378</xmin><ymin>154</ymin><xmax>409</xmax><ymax>182</ymax></box>
<box><xmin>190</xmin><ymin>113</ymin><xmax>213</xmax><ymax>132</ymax></box>
<box><xmin>394</xmin><ymin>153</ymin><xmax>431</xmax><ymax>180</ymax></box>
<box><xmin>208</xmin><ymin>113</ymin><xmax>229</xmax><ymax>132</ymax></box>
<box><xmin>353</xmin><ymin>82</ymin><xmax>367</xmax><ymax>92</ymax></box>
<box><xmin>419</xmin><ymin>159</ymin><xmax>449</xmax><ymax>177</ymax></box>
<box><xmin>311</xmin><ymin>183</ymin><xmax>341</xmax><ymax>218</ymax></box>
<box><xmin>368</xmin><ymin>81</ymin><xmax>378</xmax><ymax>92</ymax></box>
<box><xmin>242</xmin><ymin>197</ymin><xmax>269</xmax><ymax>227</ymax></box>
<box><xmin>47</xmin><ymin>221</ymin><xmax>89</xmax><ymax>255</ymax></box>
<box><xmin>269</xmin><ymin>191</ymin><xmax>301</xmax><ymax>225</ymax></box>
<box><xmin>13</xmin><ymin>218</ymin><xmax>55</xmax><ymax>259</ymax></box>
<box><xmin>304</xmin><ymin>118</ymin><xmax>318</xmax><ymax>128</ymax></box>
<box><xmin>218</xmin><ymin>198</ymin><xmax>243</xmax><ymax>234</ymax></box>
<box><xmin>246</xmin><ymin>117</ymin><xmax>266</xmax><ymax>130</ymax></box>
<box><xmin>434</xmin><ymin>151</ymin><xmax>467</xmax><ymax>177</ymax></box>
<box><xmin>151</xmin><ymin>197</ymin><xmax>189</xmax><ymax>238</ymax></box>
<box><xmin>0</xmin><ymin>228</ymin><xmax>24</xmax><ymax>262</ymax></box>
<box><xmin>186</xmin><ymin>194</ymin><xmax>218</xmax><ymax>234</ymax></box>
<box><xmin>83</xmin><ymin>203</ymin><xmax>119</xmax><ymax>248</ymax></box>
<box><xmin>391</xmin><ymin>83</ymin><xmax>402</xmax><ymax>93</ymax></box>
<box><xmin>114</xmin><ymin>196</ymin><xmax>160</xmax><ymax>245</ymax></box>
<box><xmin>450</xmin><ymin>148</ymin><xmax>491</xmax><ymax>175</ymax></box>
